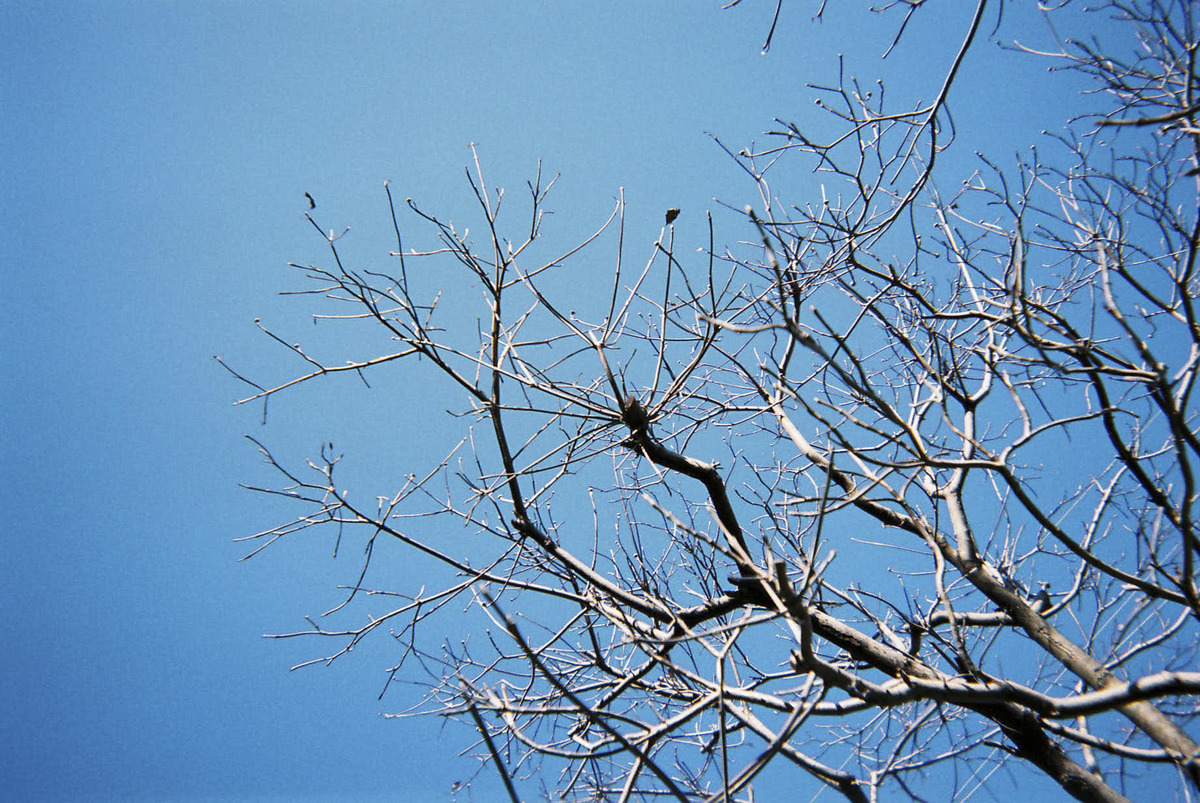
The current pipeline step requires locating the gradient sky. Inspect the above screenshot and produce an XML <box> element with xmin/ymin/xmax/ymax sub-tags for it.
<box><xmin>2</xmin><ymin>2</ymin><xmax>1149</xmax><ymax>801</ymax></box>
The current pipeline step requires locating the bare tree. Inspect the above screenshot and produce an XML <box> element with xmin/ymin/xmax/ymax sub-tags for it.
<box><xmin>224</xmin><ymin>1</ymin><xmax>1200</xmax><ymax>800</ymax></box>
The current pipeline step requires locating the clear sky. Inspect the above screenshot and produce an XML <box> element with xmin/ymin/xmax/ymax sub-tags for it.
<box><xmin>1</xmin><ymin>2</ymin><xmax>1145</xmax><ymax>801</ymax></box>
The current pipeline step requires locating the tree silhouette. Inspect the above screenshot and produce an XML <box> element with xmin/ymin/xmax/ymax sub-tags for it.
<box><xmin>224</xmin><ymin>2</ymin><xmax>1200</xmax><ymax>800</ymax></box>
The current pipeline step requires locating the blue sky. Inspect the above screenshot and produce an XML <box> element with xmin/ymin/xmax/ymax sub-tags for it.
<box><xmin>2</xmin><ymin>2</ymin><xmax>1132</xmax><ymax>800</ymax></box>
